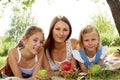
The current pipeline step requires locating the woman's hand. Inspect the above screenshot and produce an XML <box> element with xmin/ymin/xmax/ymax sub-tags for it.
<box><xmin>59</xmin><ymin>68</ymin><xmax>78</xmax><ymax>78</ymax></box>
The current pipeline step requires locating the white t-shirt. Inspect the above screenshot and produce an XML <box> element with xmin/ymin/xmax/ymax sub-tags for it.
<box><xmin>72</xmin><ymin>46</ymin><xmax>108</xmax><ymax>63</ymax></box>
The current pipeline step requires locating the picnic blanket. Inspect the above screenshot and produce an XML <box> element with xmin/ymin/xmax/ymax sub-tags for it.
<box><xmin>104</xmin><ymin>49</ymin><xmax>120</xmax><ymax>71</ymax></box>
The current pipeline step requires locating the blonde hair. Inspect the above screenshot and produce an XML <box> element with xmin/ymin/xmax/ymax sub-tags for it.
<box><xmin>79</xmin><ymin>24</ymin><xmax>101</xmax><ymax>52</ymax></box>
<box><xmin>16</xmin><ymin>26</ymin><xmax>44</xmax><ymax>48</ymax></box>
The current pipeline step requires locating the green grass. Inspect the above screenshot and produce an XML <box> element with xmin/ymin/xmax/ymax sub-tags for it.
<box><xmin>107</xmin><ymin>46</ymin><xmax>120</xmax><ymax>55</ymax></box>
<box><xmin>0</xmin><ymin>56</ymin><xmax>7</xmax><ymax>68</ymax></box>
<box><xmin>82</xmin><ymin>70</ymin><xmax>120</xmax><ymax>80</ymax></box>
<box><xmin>60</xmin><ymin>69</ymin><xmax>120</xmax><ymax>80</ymax></box>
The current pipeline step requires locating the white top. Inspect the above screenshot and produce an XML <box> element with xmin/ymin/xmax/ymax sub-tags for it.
<box><xmin>17</xmin><ymin>47</ymin><xmax>38</xmax><ymax>75</ymax></box>
<box><xmin>46</xmin><ymin>39</ymin><xmax>73</xmax><ymax>71</ymax></box>
<box><xmin>72</xmin><ymin>46</ymin><xmax>108</xmax><ymax>63</ymax></box>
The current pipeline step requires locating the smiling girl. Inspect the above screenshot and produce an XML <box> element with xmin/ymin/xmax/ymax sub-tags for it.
<box><xmin>72</xmin><ymin>24</ymin><xmax>108</xmax><ymax>73</ymax></box>
<box><xmin>4</xmin><ymin>26</ymin><xmax>44</xmax><ymax>79</ymax></box>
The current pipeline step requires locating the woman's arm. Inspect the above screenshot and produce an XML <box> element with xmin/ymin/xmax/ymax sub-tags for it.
<box><xmin>43</xmin><ymin>52</ymin><xmax>59</xmax><ymax>76</ymax></box>
<box><xmin>71</xmin><ymin>57</ymin><xmax>77</xmax><ymax>70</ymax></box>
<box><xmin>71</xmin><ymin>38</ymin><xmax>79</xmax><ymax>50</ymax></box>
<box><xmin>8</xmin><ymin>48</ymin><xmax>23</xmax><ymax>78</ymax></box>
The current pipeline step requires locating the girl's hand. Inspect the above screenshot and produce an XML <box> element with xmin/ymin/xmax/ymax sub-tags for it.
<box><xmin>34</xmin><ymin>75</ymin><xmax>50</xmax><ymax>80</ymax></box>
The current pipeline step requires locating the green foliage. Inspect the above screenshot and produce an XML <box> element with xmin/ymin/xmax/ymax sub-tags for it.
<box><xmin>92</xmin><ymin>13</ymin><xmax>116</xmax><ymax>35</ymax></box>
<box><xmin>5</xmin><ymin>9</ymin><xmax>37</xmax><ymax>43</ymax></box>
<box><xmin>112</xmin><ymin>37</ymin><xmax>120</xmax><ymax>46</ymax></box>
<box><xmin>92</xmin><ymin>12</ymin><xmax>119</xmax><ymax>46</ymax></box>
<box><xmin>0</xmin><ymin>56</ymin><xmax>7</xmax><ymax>68</ymax></box>
<box><xmin>107</xmin><ymin>46</ymin><xmax>120</xmax><ymax>55</ymax></box>
<box><xmin>101</xmin><ymin>35</ymin><xmax>112</xmax><ymax>46</ymax></box>
<box><xmin>0</xmin><ymin>0</ymin><xmax>37</xmax><ymax>56</ymax></box>
<box><xmin>22</xmin><ymin>0</ymin><xmax>35</xmax><ymax>7</ymax></box>
<box><xmin>83</xmin><ymin>70</ymin><xmax>120</xmax><ymax>80</ymax></box>
<box><xmin>101</xmin><ymin>35</ymin><xmax>120</xmax><ymax>47</ymax></box>
<box><xmin>0</xmin><ymin>0</ymin><xmax>35</xmax><ymax>18</ymax></box>
<box><xmin>0</xmin><ymin>36</ymin><xmax>16</xmax><ymax>56</ymax></box>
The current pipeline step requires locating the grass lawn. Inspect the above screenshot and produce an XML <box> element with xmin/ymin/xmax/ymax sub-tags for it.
<box><xmin>0</xmin><ymin>56</ymin><xmax>7</xmax><ymax>68</ymax></box>
<box><xmin>107</xmin><ymin>46</ymin><xmax>120</xmax><ymax>55</ymax></box>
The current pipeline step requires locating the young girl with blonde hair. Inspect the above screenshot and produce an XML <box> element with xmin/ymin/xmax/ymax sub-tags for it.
<box><xmin>72</xmin><ymin>24</ymin><xmax>108</xmax><ymax>73</ymax></box>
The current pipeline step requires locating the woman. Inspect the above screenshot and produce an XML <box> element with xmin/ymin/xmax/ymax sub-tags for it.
<box><xmin>43</xmin><ymin>15</ymin><xmax>78</xmax><ymax>76</ymax></box>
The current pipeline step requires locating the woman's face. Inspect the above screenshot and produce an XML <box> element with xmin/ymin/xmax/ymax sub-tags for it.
<box><xmin>24</xmin><ymin>32</ymin><xmax>44</xmax><ymax>55</ymax></box>
<box><xmin>82</xmin><ymin>31</ymin><xmax>100</xmax><ymax>52</ymax></box>
<box><xmin>52</xmin><ymin>20</ymin><xmax>70</xmax><ymax>43</ymax></box>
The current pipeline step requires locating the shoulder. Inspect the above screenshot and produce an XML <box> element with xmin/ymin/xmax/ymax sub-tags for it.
<box><xmin>8</xmin><ymin>47</ymin><xmax>17</xmax><ymax>54</ymax></box>
<box><xmin>70</xmin><ymin>38</ymin><xmax>78</xmax><ymax>43</ymax></box>
<box><xmin>8</xmin><ymin>47</ymin><xmax>18</xmax><ymax>58</ymax></box>
<box><xmin>72</xmin><ymin>50</ymin><xmax>84</xmax><ymax>63</ymax></box>
<box><xmin>70</xmin><ymin>38</ymin><xmax>79</xmax><ymax>49</ymax></box>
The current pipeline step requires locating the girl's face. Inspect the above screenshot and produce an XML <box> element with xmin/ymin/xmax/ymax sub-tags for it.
<box><xmin>52</xmin><ymin>20</ymin><xmax>70</xmax><ymax>43</ymax></box>
<box><xmin>24</xmin><ymin>32</ymin><xmax>44</xmax><ymax>55</ymax></box>
<box><xmin>82</xmin><ymin>31</ymin><xmax>100</xmax><ymax>52</ymax></box>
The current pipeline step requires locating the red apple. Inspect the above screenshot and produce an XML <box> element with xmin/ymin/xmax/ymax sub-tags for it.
<box><xmin>61</xmin><ymin>61</ymin><xmax>72</xmax><ymax>71</ymax></box>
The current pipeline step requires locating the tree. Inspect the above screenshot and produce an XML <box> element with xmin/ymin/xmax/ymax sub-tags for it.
<box><xmin>4</xmin><ymin>0</ymin><xmax>37</xmax><ymax>43</ymax></box>
<box><xmin>106</xmin><ymin>0</ymin><xmax>120</xmax><ymax>36</ymax></box>
<box><xmin>92</xmin><ymin>13</ymin><xmax>115</xmax><ymax>34</ymax></box>
<box><xmin>6</xmin><ymin>9</ymin><xmax>37</xmax><ymax>43</ymax></box>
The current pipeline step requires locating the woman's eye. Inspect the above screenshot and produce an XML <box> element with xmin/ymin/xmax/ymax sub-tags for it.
<box><xmin>63</xmin><ymin>28</ymin><xmax>68</xmax><ymax>31</ymax></box>
<box><xmin>55</xmin><ymin>28</ymin><xmax>60</xmax><ymax>30</ymax></box>
<box><xmin>84</xmin><ymin>40</ymin><xmax>88</xmax><ymax>42</ymax></box>
<box><xmin>34</xmin><ymin>39</ymin><xmax>37</xmax><ymax>42</ymax></box>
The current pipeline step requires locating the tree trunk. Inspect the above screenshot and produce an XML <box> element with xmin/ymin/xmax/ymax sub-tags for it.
<box><xmin>106</xmin><ymin>0</ymin><xmax>120</xmax><ymax>36</ymax></box>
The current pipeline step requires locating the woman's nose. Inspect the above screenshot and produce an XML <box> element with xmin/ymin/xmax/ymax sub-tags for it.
<box><xmin>60</xmin><ymin>30</ymin><xmax>64</xmax><ymax>35</ymax></box>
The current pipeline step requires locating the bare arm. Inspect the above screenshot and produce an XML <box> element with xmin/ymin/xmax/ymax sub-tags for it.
<box><xmin>32</xmin><ymin>48</ymin><xmax>45</xmax><ymax>76</ymax></box>
<box><xmin>98</xmin><ymin>58</ymin><xmax>105</xmax><ymax>68</ymax></box>
<box><xmin>71</xmin><ymin>57</ymin><xmax>77</xmax><ymax>70</ymax></box>
<box><xmin>71</xmin><ymin>38</ymin><xmax>79</xmax><ymax>50</ymax></box>
<box><xmin>43</xmin><ymin>52</ymin><xmax>58</xmax><ymax>76</ymax></box>
<box><xmin>79</xmin><ymin>62</ymin><xmax>89</xmax><ymax>73</ymax></box>
<box><xmin>8</xmin><ymin>48</ymin><xmax>23</xmax><ymax>78</ymax></box>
